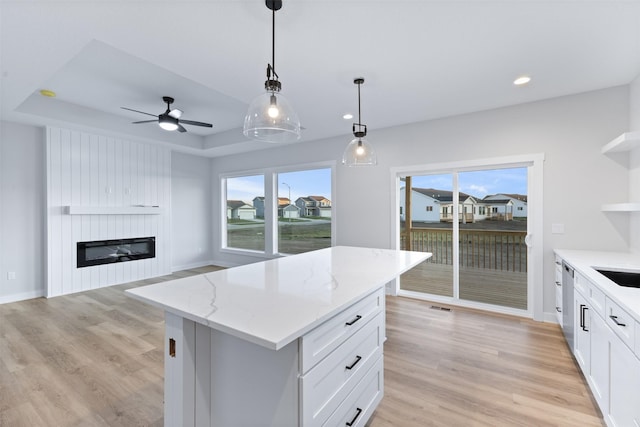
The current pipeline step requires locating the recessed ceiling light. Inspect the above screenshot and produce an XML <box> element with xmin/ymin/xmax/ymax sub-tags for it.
<box><xmin>343</xmin><ymin>113</ymin><xmax>353</xmax><ymax>120</ymax></box>
<box><xmin>39</xmin><ymin>89</ymin><xmax>56</xmax><ymax>97</ymax></box>
<box><xmin>513</xmin><ymin>76</ymin><xmax>531</xmax><ymax>86</ymax></box>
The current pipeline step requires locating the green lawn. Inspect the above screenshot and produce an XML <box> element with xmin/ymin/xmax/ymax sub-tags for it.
<box><xmin>227</xmin><ymin>222</ymin><xmax>331</xmax><ymax>254</ymax></box>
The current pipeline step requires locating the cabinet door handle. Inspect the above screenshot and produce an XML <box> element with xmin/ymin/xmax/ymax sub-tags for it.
<box><xmin>580</xmin><ymin>304</ymin><xmax>589</xmax><ymax>332</ymax></box>
<box><xmin>609</xmin><ymin>315</ymin><xmax>627</xmax><ymax>327</ymax></box>
<box><xmin>555</xmin><ymin>281</ymin><xmax>561</xmax><ymax>287</ymax></box>
<box><xmin>346</xmin><ymin>407</ymin><xmax>362</xmax><ymax>426</ymax></box>
<box><xmin>345</xmin><ymin>355</ymin><xmax>362</xmax><ymax>370</ymax></box>
<box><xmin>556</xmin><ymin>307</ymin><xmax>561</xmax><ymax>313</ymax></box>
<box><xmin>345</xmin><ymin>315</ymin><xmax>362</xmax><ymax>326</ymax></box>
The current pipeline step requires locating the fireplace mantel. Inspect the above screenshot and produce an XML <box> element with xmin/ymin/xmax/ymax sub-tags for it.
<box><xmin>65</xmin><ymin>206</ymin><xmax>163</xmax><ymax>215</ymax></box>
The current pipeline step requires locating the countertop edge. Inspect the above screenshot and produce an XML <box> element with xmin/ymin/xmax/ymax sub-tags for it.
<box><xmin>554</xmin><ymin>249</ymin><xmax>640</xmax><ymax>323</ymax></box>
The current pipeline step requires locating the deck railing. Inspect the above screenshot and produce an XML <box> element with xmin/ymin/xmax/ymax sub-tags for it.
<box><xmin>400</xmin><ymin>228</ymin><xmax>527</xmax><ymax>272</ymax></box>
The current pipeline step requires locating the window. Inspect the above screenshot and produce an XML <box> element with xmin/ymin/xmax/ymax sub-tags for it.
<box><xmin>277</xmin><ymin>168</ymin><xmax>332</xmax><ymax>255</ymax></box>
<box><xmin>517</xmin><ymin>206</ymin><xmax>523</xmax><ymax>211</ymax></box>
<box><xmin>221</xmin><ymin>164</ymin><xmax>333</xmax><ymax>256</ymax></box>
<box><xmin>224</xmin><ymin>175</ymin><xmax>265</xmax><ymax>251</ymax></box>
<box><xmin>426</xmin><ymin>206</ymin><xmax>433</xmax><ymax>212</ymax></box>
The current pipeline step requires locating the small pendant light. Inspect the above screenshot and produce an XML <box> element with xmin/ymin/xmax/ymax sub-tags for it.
<box><xmin>243</xmin><ymin>0</ymin><xmax>301</xmax><ymax>143</ymax></box>
<box><xmin>342</xmin><ymin>78</ymin><xmax>377</xmax><ymax>166</ymax></box>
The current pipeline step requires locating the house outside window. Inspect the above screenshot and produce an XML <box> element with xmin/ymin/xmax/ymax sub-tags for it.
<box><xmin>224</xmin><ymin>175</ymin><xmax>265</xmax><ymax>252</ymax></box>
<box><xmin>221</xmin><ymin>164</ymin><xmax>333</xmax><ymax>257</ymax></box>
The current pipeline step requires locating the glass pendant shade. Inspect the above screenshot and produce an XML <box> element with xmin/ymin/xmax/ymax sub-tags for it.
<box><xmin>342</xmin><ymin>137</ymin><xmax>377</xmax><ymax>166</ymax></box>
<box><xmin>243</xmin><ymin>90</ymin><xmax>301</xmax><ymax>143</ymax></box>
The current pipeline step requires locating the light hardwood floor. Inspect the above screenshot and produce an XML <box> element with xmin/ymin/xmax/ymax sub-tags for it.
<box><xmin>0</xmin><ymin>267</ymin><xmax>603</xmax><ymax>426</ymax></box>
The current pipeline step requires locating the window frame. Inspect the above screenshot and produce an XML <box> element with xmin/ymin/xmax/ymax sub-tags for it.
<box><xmin>219</xmin><ymin>161</ymin><xmax>336</xmax><ymax>258</ymax></box>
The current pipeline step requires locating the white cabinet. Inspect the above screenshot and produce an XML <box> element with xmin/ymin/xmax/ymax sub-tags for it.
<box><xmin>300</xmin><ymin>291</ymin><xmax>385</xmax><ymax>426</ymax></box>
<box><xmin>163</xmin><ymin>288</ymin><xmax>386</xmax><ymax>427</ymax></box>
<box><xmin>555</xmin><ymin>256</ymin><xmax>563</xmax><ymax>325</ymax></box>
<box><xmin>561</xmin><ymin>259</ymin><xmax>640</xmax><ymax>427</ymax></box>
<box><xmin>572</xmin><ymin>272</ymin><xmax>610</xmax><ymax>415</ymax></box>
<box><xmin>588</xmin><ymin>310</ymin><xmax>609</xmax><ymax>412</ymax></box>
<box><xmin>608</xmin><ymin>330</ymin><xmax>640</xmax><ymax>427</ymax></box>
<box><xmin>574</xmin><ymin>290</ymin><xmax>590</xmax><ymax>370</ymax></box>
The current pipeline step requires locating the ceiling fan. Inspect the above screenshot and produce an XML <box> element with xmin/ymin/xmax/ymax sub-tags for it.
<box><xmin>121</xmin><ymin>96</ymin><xmax>213</xmax><ymax>133</ymax></box>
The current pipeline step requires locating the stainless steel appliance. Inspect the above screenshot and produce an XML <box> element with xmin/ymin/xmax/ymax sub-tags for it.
<box><xmin>562</xmin><ymin>261</ymin><xmax>575</xmax><ymax>351</ymax></box>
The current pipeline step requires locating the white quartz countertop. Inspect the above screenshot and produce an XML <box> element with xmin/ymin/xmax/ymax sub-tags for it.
<box><xmin>126</xmin><ymin>246</ymin><xmax>431</xmax><ymax>350</ymax></box>
<box><xmin>554</xmin><ymin>249</ymin><xmax>640</xmax><ymax>322</ymax></box>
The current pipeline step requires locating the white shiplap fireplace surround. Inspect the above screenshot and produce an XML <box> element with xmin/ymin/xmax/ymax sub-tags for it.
<box><xmin>46</xmin><ymin>126</ymin><xmax>172</xmax><ymax>297</ymax></box>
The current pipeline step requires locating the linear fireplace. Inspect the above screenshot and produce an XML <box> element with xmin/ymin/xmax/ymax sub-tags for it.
<box><xmin>77</xmin><ymin>237</ymin><xmax>155</xmax><ymax>268</ymax></box>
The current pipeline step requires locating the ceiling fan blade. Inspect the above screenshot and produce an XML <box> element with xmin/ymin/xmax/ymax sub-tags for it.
<box><xmin>168</xmin><ymin>109</ymin><xmax>183</xmax><ymax>119</ymax></box>
<box><xmin>180</xmin><ymin>119</ymin><xmax>213</xmax><ymax>128</ymax></box>
<box><xmin>177</xmin><ymin>124</ymin><xmax>187</xmax><ymax>133</ymax></box>
<box><xmin>132</xmin><ymin>120</ymin><xmax>157</xmax><ymax>124</ymax></box>
<box><xmin>121</xmin><ymin>107</ymin><xmax>157</xmax><ymax>117</ymax></box>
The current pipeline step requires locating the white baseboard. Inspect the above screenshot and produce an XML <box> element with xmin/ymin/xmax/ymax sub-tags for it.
<box><xmin>0</xmin><ymin>289</ymin><xmax>45</xmax><ymax>305</ymax></box>
<box><xmin>172</xmin><ymin>260</ymin><xmax>218</xmax><ymax>272</ymax></box>
<box><xmin>543</xmin><ymin>311</ymin><xmax>562</xmax><ymax>324</ymax></box>
<box><xmin>209</xmin><ymin>258</ymin><xmax>243</xmax><ymax>268</ymax></box>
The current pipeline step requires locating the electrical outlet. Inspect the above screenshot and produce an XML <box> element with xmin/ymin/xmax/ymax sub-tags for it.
<box><xmin>7</xmin><ymin>272</ymin><xmax>16</xmax><ymax>280</ymax></box>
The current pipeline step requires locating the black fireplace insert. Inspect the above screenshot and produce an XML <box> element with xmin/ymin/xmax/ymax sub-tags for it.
<box><xmin>77</xmin><ymin>237</ymin><xmax>155</xmax><ymax>268</ymax></box>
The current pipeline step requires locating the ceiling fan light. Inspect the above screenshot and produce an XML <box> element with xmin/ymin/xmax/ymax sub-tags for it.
<box><xmin>158</xmin><ymin>116</ymin><xmax>179</xmax><ymax>131</ymax></box>
<box><xmin>342</xmin><ymin>137</ymin><xmax>377</xmax><ymax>167</ymax></box>
<box><xmin>243</xmin><ymin>91</ymin><xmax>301</xmax><ymax>143</ymax></box>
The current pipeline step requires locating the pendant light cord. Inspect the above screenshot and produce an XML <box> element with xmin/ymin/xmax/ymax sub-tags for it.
<box><xmin>357</xmin><ymin>81</ymin><xmax>362</xmax><ymax>126</ymax></box>
<box><xmin>272</xmin><ymin>6</ymin><xmax>276</xmax><ymax>76</ymax></box>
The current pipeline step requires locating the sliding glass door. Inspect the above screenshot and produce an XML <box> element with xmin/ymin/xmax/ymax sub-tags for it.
<box><xmin>399</xmin><ymin>166</ymin><xmax>529</xmax><ymax>312</ymax></box>
<box><xmin>399</xmin><ymin>174</ymin><xmax>454</xmax><ymax>297</ymax></box>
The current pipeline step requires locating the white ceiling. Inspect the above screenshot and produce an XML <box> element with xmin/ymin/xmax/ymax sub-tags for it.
<box><xmin>2</xmin><ymin>1</ymin><xmax>640</xmax><ymax>157</ymax></box>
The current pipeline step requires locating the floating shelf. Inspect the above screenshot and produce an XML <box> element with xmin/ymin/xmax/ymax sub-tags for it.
<box><xmin>601</xmin><ymin>203</ymin><xmax>640</xmax><ymax>212</ymax></box>
<box><xmin>66</xmin><ymin>206</ymin><xmax>163</xmax><ymax>215</ymax></box>
<box><xmin>601</xmin><ymin>131</ymin><xmax>640</xmax><ymax>154</ymax></box>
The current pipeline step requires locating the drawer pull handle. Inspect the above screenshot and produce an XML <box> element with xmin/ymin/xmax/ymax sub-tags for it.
<box><xmin>609</xmin><ymin>315</ymin><xmax>627</xmax><ymax>327</ymax></box>
<box><xmin>345</xmin><ymin>315</ymin><xmax>362</xmax><ymax>326</ymax></box>
<box><xmin>346</xmin><ymin>407</ymin><xmax>362</xmax><ymax>426</ymax></box>
<box><xmin>345</xmin><ymin>355</ymin><xmax>362</xmax><ymax>370</ymax></box>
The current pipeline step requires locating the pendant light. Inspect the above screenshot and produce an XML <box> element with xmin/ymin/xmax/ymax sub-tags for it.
<box><xmin>243</xmin><ymin>0</ymin><xmax>301</xmax><ymax>143</ymax></box>
<box><xmin>342</xmin><ymin>78</ymin><xmax>377</xmax><ymax>166</ymax></box>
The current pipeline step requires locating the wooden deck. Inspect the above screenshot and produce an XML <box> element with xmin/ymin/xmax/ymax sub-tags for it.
<box><xmin>400</xmin><ymin>261</ymin><xmax>527</xmax><ymax>310</ymax></box>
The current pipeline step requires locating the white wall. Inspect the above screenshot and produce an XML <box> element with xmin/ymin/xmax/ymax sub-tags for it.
<box><xmin>211</xmin><ymin>86</ymin><xmax>630</xmax><ymax>317</ymax></box>
<box><xmin>46</xmin><ymin>126</ymin><xmax>172</xmax><ymax>297</ymax></box>
<box><xmin>629</xmin><ymin>75</ymin><xmax>640</xmax><ymax>253</ymax></box>
<box><xmin>0</xmin><ymin>122</ymin><xmax>45</xmax><ymax>303</ymax></box>
<box><xmin>171</xmin><ymin>151</ymin><xmax>213</xmax><ymax>270</ymax></box>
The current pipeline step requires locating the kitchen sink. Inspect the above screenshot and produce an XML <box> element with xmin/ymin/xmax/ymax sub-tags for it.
<box><xmin>596</xmin><ymin>269</ymin><xmax>640</xmax><ymax>288</ymax></box>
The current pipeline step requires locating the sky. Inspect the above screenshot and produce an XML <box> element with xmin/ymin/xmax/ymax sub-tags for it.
<box><xmin>226</xmin><ymin>166</ymin><xmax>527</xmax><ymax>202</ymax></box>
<box><xmin>227</xmin><ymin>168</ymin><xmax>332</xmax><ymax>202</ymax></box>
<box><xmin>409</xmin><ymin>167</ymin><xmax>528</xmax><ymax>198</ymax></box>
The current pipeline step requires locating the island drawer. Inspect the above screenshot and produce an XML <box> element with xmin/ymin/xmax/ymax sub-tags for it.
<box><xmin>606</xmin><ymin>297</ymin><xmax>635</xmax><ymax>350</ymax></box>
<box><xmin>301</xmin><ymin>287</ymin><xmax>384</xmax><ymax>373</ymax></box>
<box><xmin>321</xmin><ymin>355</ymin><xmax>383</xmax><ymax>427</ymax></box>
<box><xmin>300</xmin><ymin>312</ymin><xmax>383</xmax><ymax>426</ymax></box>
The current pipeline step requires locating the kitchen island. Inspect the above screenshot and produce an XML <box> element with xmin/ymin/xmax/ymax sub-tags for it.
<box><xmin>127</xmin><ymin>246</ymin><xmax>430</xmax><ymax>427</ymax></box>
